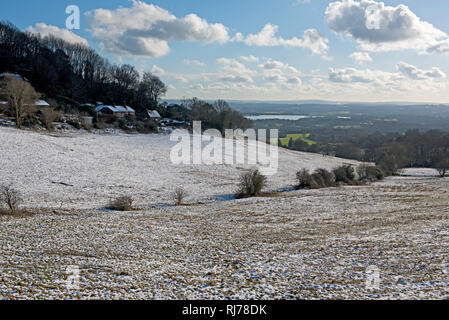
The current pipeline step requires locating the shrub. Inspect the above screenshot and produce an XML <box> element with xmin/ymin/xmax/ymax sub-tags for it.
<box><xmin>173</xmin><ymin>188</ymin><xmax>187</xmax><ymax>205</ymax></box>
<box><xmin>295</xmin><ymin>169</ymin><xmax>318</xmax><ymax>189</ymax></box>
<box><xmin>0</xmin><ymin>185</ymin><xmax>22</xmax><ymax>213</ymax></box>
<box><xmin>66</xmin><ymin>119</ymin><xmax>81</xmax><ymax>129</ymax></box>
<box><xmin>107</xmin><ymin>196</ymin><xmax>134</xmax><ymax>211</ymax></box>
<box><xmin>136</xmin><ymin>120</ymin><xmax>158</xmax><ymax>134</ymax></box>
<box><xmin>434</xmin><ymin>158</ymin><xmax>449</xmax><ymax>177</ymax></box>
<box><xmin>333</xmin><ymin>165</ymin><xmax>355</xmax><ymax>184</ymax></box>
<box><xmin>366</xmin><ymin>166</ymin><xmax>385</xmax><ymax>181</ymax></box>
<box><xmin>313</xmin><ymin>168</ymin><xmax>335</xmax><ymax>187</ymax></box>
<box><xmin>40</xmin><ymin>108</ymin><xmax>62</xmax><ymax>130</ymax></box>
<box><xmin>358</xmin><ymin>165</ymin><xmax>385</xmax><ymax>181</ymax></box>
<box><xmin>237</xmin><ymin>169</ymin><xmax>267</xmax><ymax>197</ymax></box>
<box><xmin>357</xmin><ymin>165</ymin><xmax>368</xmax><ymax>180</ymax></box>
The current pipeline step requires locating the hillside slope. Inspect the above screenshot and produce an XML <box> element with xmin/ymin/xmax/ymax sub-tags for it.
<box><xmin>0</xmin><ymin>127</ymin><xmax>362</xmax><ymax>209</ymax></box>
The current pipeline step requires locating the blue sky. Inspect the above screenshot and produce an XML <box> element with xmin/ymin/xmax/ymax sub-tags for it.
<box><xmin>1</xmin><ymin>0</ymin><xmax>449</xmax><ymax>102</ymax></box>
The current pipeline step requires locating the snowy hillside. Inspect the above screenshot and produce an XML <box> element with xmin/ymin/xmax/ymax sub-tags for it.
<box><xmin>0</xmin><ymin>127</ymin><xmax>362</xmax><ymax>209</ymax></box>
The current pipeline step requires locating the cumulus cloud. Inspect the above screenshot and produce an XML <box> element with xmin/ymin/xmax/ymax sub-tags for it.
<box><xmin>26</xmin><ymin>23</ymin><xmax>88</xmax><ymax>46</ymax></box>
<box><xmin>150</xmin><ymin>65</ymin><xmax>166</xmax><ymax>76</ymax></box>
<box><xmin>329</xmin><ymin>62</ymin><xmax>445</xmax><ymax>84</ymax></box>
<box><xmin>396</xmin><ymin>61</ymin><xmax>446</xmax><ymax>80</ymax></box>
<box><xmin>85</xmin><ymin>1</ymin><xmax>229</xmax><ymax>57</ymax></box>
<box><xmin>239</xmin><ymin>55</ymin><xmax>259</xmax><ymax>63</ymax></box>
<box><xmin>325</xmin><ymin>0</ymin><xmax>448</xmax><ymax>53</ymax></box>
<box><xmin>184</xmin><ymin>59</ymin><xmax>207</xmax><ymax>67</ymax></box>
<box><xmin>329</xmin><ymin>67</ymin><xmax>376</xmax><ymax>83</ymax></box>
<box><xmin>349</xmin><ymin>51</ymin><xmax>372</xmax><ymax>64</ymax></box>
<box><xmin>426</xmin><ymin>39</ymin><xmax>449</xmax><ymax>54</ymax></box>
<box><xmin>233</xmin><ymin>24</ymin><xmax>329</xmax><ymax>55</ymax></box>
<box><xmin>216</xmin><ymin>57</ymin><xmax>256</xmax><ymax>83</ymax></box>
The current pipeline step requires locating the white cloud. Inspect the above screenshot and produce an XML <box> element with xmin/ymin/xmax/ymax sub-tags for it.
<box><xmin>349</xmin><ymin>51</ymin><xmax>372</xmax><ymax>64</ymax></box>
<box><xmin>85</xmin><ymin>1</ymin><xmax>229</xmax><ymax>57</ymax></box>
<box><xmin>325</xmin><ymin>0</ymin><xmax>448</xmax><ymax>53</ymax></box>
<box><xmin>260</xmin><ymin>60</ymin><xmax>287</xmax><ymax>70</ymax></box>
<box><xmin>150</xmin><ymin>65</ymin><xmax>166</xmax><ymax>76</ymax></box>
<box><xmin>329</xmin><ymin>62</ymin><xmax>445</xmax><ymax>85</ymax></box>
<box><xmin>239</xmin><ymin>55</ymin><xmax>259</xmax><ymax>63</ymax></box>
<box><xmin>216</xmin><ymin>57</ymin><xmax>256</xmax><ymax>83</ymax></box>
<box><xmin>184</xmin><ymin>59</ymin><xmax>207</xmax><ymax>67</ymax></box>
<box><xmin>233</xmin><ymin>24</ymin><xmax>329</xmax><ymax>55</ymax></box>
<box><xmin>26</xmin><ymin>23</ymin><xmax>88</xmax><ymax>46</ymax></box>
<box><xmin>396</xmin><ymin>61</ymin><xmax>446</xmax><ymax>80</ymax></box>
<box><xmin>426</xmin><ymin>39</ymin><xmax>449</xmax><ymax>54</ymax></box>
<box><xmin>329</xmin><ymin>67</ymin><xmax>377</xmax><ymax>83</ymax></box>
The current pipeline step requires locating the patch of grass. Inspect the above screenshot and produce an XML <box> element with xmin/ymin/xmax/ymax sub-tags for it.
<box><xmin>276</xmin><ymin>133</ymin><xmax>316</xmax><ymax>147</ymax></box>
<box><xmin>0</xmin><ymin>208</ymin><xmax>34</xmax><ymax>217</ymax></box>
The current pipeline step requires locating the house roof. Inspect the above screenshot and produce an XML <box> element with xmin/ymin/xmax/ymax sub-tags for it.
<box><xmin>35</xmin><ymin>100</ymin><xmax>50</xmax><ymax>107</ymax></box>
<box><xmin>95</xmin><ymin>105</ymin><xmax>135</xmax><ymax>113</ymax></box>
<box><xmin>148</xmin><ymin>110</ymin><xmax>161</xmax><ymax>118</ymax></box>
<box><xmin>0</xmin><ymin>73</ymin><xmax>29</xmax><ymax>82</ymax></box>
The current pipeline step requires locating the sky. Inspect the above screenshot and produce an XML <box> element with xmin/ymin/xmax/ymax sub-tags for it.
<box><xmin>1</xmin><ymin>0</ymin><xmax>449</xmax><ymax>102</ymax></box>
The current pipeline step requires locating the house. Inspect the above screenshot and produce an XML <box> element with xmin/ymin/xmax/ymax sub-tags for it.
<box><xmin>95</xmin><ymin>105</ymin><xmax>136</xmax><ymax>120</ymax></box>
<box><xmin>1</xmin><ymin>100</ymin><xmax>50</xmax><ymax>108</ymax></box>
<box><xmin>147</xmin><ymin>110</ymin><xmax>161</xmax><ymax>122</ymax></box>
<box><xmin>34</xmin><ymin>100</ymin><xmax>50</xmax><ymax>108</ymax></box>
<box><xmin>0</xmin><ymin>73</ymin><xmax>29</xmax><ymax>82</ymax></box>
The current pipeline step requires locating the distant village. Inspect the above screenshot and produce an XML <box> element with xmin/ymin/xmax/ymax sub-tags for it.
<box><xmin>0</xmin><ymin>72</ymin><xmax>191</xmax><ymax>134</ymax></box>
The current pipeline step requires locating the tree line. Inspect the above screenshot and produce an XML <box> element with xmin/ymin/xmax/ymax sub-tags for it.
<box><xmin>0</xmin><ymin>20</ymin><xmax>167</xmax><ymax>119</ymax></box>
<box><xmin>288</xmin><ymin>129</ymin><xmax>449</xmax><ymax>177</ymax></box>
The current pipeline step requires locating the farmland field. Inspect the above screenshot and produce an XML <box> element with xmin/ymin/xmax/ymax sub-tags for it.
<box><xmin>0</xmin><ymin>128</ymin><xmax>448</xmax><ymax>299</ymax></box>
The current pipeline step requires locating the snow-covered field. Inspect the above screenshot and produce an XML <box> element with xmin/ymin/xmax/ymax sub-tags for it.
<box><xmin>0</xmin><ymin>127</ymin><xmax>361</xmax><ymax>209</ymax></box>
<box><xmin>0</xmin><ymin>127</ymin><xmax>448</xmax><ymax>300</ymax></box>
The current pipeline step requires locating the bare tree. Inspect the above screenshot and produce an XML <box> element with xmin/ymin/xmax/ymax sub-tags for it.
<box><xmin>435</xmin><ymin>158</ymin><xmax>449</xmax><ymax>177</ymax></box>
<box><xmin>0</xmin><ymin>77</ymin><xmax>39</xmax><ymax>128</ymax></box>
<box><xmin>213</xmin><ymin>99</ymin><xmax>230</xmax><ymax>113</ymax></box>
<box><xmin>173</xmin><ymin>188</ymin><xmax>187</xmax><ymax>206</ymax></box>
<box><xmin>139</xmin><ymin>72</ymin><xmax>167</xmax><ymax>102</ymax></box>
<box><xmin>0</xmin><ymin>185</ymin><xmax>22</xmax><ymax>213</ymax></box>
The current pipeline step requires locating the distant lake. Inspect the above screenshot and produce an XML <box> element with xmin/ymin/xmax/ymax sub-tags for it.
<box><xmin>246</xmin><ymin>115</ymin><xmax>310</xmax><ymax>121</ymax></box>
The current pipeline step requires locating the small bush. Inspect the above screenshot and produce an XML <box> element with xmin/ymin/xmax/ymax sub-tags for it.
<box><xmin>237</xmin><ymin>169</ymin><xmax>267</xmax><ymax>197</ymax></box>
<box><xmin>313</xmin><ymin>168</ymin><xmax>335</xmax><ymax>188</ymax></box>
<box><xmin>296</xmin><ymin>169</ymin><xmax>318</xmax><ymax>189</ymax></box>
<box><xmin>173</xmin><ymin>187</ymin><xmax>187</xmax><ymax>205</ymax></box>
<box><xmin>366</xmin><ymin>166</ymin><xmax>385</xmax><ymax>181</ymax></box>
<box><xmin>66</xmin><ymin>119</ymin><xmax>81</xmax><ymax>129</ymax></box>
<box><xmin>40</xmin><ymin>108</ymin><xmax>62</xmax><ymax>130</ymax></box>
<box><xmin>333</xmin><ymin>165</ymin><xmax>355</xmax><ymax>184</ymax></box>
<box><xmin>107</xmin><ymin>196</ymin><xmax>134</xmax><ymax>211</ymax></box>
<box><xmin>0</xmin><ymin>185</ymin><xmax>22</xmax><ymax>213</ymax></box>
<box><xmin>358</xmin><ymin>165</ymin><xmax>385</xmax><ymax>181</ymax></box>
<box><xmin>136</xmin><ymin>120</ymin><xmax>158</xmax><ymax>134</ymax></box>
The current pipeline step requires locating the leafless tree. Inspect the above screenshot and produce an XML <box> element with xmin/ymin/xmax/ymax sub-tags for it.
<box><xmin>435</xmin><ymin>158</ymin><xmax>449</xmax><ymax>177</ymax></box>
<box><xmin>173</xmin><ymin>188</ymin><xmax>187</xmax><ymax>206</ymax></box>
<box><xmin>0</xmin><ymin>77</ymin><xmax>39</xmax><ymax>128</ymax></box>
<box><xmin>0</xmin><ymin>185</ymin><xmax>22</xmax><ymax>213</ymax></box>
<box><xmin>139</xmin><ymin>72</ymin><xmax>167</xmax><ymax>102</ymax></box>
